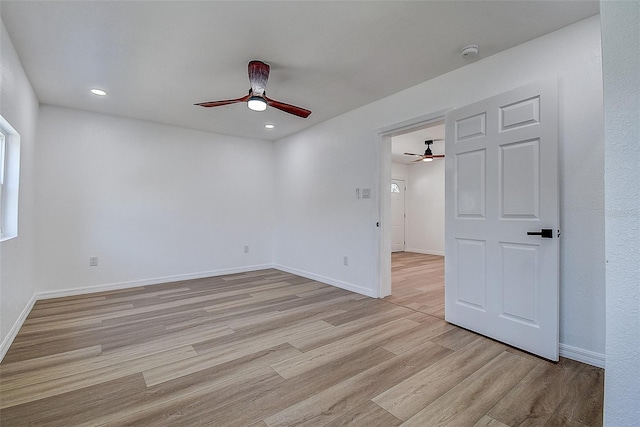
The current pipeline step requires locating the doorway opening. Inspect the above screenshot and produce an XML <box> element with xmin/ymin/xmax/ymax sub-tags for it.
<box><xmin>376</xmin><ymin>114</ymin><xmax>446</xmax><ymax>318</ymax></box>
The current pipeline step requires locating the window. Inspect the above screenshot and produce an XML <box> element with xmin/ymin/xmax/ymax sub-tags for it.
<box><xmin>391</xmin><ymin>183</ymin><xmax>401</xmax><ymax>193</ymax></box>
<box><xmin>0</xmin><ymin>115</ymin><xmax>20</xmax><ymax>241</ymax></box>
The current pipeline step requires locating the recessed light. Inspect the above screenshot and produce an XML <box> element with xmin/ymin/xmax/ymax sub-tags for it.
<box><xmin>264</xmin><ymin>124</ymin><xmax>275</xmax><ymax>129</ymax></box>
<box><xmin>90</xmin><ymin>89</ymin><xmax>107</xmax><ymax>96</ymax></box>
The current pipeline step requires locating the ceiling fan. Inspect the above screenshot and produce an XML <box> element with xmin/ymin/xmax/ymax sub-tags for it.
<box><xmin>404</xmin><ymin>140</ymin><xmax>445</xmax><ymax>162</ymax></box>
<box><xmin>195</xmin><ymin>60</ymin><xmax>312</xmax><ymax>118</ymax></box>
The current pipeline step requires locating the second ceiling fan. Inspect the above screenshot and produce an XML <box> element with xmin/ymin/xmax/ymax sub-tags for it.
<box><xmin>195</xmin><ymin>60</ymin><xmax>311</xmax><ymax>118</ymax></box>
<box><xmin>404</xmin><ymin>140</ymin><xmax>445</xmax><ymax>162</ymax></box>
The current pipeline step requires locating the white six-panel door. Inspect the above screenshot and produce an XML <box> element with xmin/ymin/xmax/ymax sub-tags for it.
<box><xmin>444</xmin><ymin>81</ymin><xmax>559</xmax><ymax>360</ymax></box>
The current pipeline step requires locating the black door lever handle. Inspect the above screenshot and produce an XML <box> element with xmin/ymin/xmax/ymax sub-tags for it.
<box><xmin>527</xmin><ymin>229</ymin><xmax>553</xmax><ymax>238</ymax></box>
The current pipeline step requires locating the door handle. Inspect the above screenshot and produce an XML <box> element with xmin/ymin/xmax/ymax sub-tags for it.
<box><xmin>527</xmin><ymin>228</ymin><xmax>553</xmax><ymax>238</ymax></box>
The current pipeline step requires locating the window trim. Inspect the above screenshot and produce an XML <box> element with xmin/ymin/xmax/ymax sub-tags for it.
<box><xmin>0</xmin><ymin>115</ymin><xmax>20</xmax><ymax>242</ymax></box>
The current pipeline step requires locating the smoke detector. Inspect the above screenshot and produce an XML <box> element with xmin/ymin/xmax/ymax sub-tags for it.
<box><xmin>461</xmin><ymin>44</ymin><xmax>479</xmax><ymax>58</ymax></box>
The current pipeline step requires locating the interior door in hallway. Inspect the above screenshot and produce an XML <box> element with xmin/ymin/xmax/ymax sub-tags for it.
<box><xmin>391</xmin><ymin>179</ymin><xmax>406</xmax><ymax>252</ymax></box>
<box><xmin>444</xmin><ymin>80</ymin><xmax>559</xmax><ymax>361</ymax></box>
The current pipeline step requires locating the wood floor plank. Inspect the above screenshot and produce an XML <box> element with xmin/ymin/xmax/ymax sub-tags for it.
<box><xmin>286</xmin><ymin>305</ymin><xmax>413</xmax><ymax>352</ymax></box>
<box><xmin>323</xmin><ymin>401</ymin><xmax>403</xmax><ymax>427</ymax></box>
<box><xmin>263</xmin><ymin>341</ymin><xmax>453</xmax><ymax>427</ymax></box>
<box><xmin>102</xmin><ymin>367</ymin><xmax>286</xmax><ymax>427</ymax></box>
<box><xmin>380</xmin><ymin>315</ymin><xmax>454</xmax><ymax>355</ymax></box>
<box><xmin>270</xmin><ymin>317</ymin><xmax>420</xmax><ymax>379</ymax></box>
<box><xmin>167</xmin><ymin>345</ymin><xmax>397</xmax><ymax>427</ymax></box>
<box><xmin>29</xmin><ymin>295</ymin><xmax>107</xmax><ymax>309</ymax></box>
<box><xmin>473</xmin><ymin>415</ymin><xmax>512</xmax><ymax>427</ymax></box>
<box><xmin>0</xmin><ymin>345</ymin><xmax>102</xmax><ymax>377</ymax></box>
<box><xmin>321</xmin><ymin>299</ymin><xmax>403</xmax><ymax>326</ymax></box>
<box><xmin>22</xmin><ymin>303</ymin><xmax>137</xmax><ymax>326</ymax></box>
<box><xmin>0</xmin><ymin>373</ymin><xmax>148</xmax><ymax>427</ymax></box>
<box><xmin>400</xmin><ymin>351</ymin><xmax>537</xmax><ymax>426</ymax></box>
<box><xmin>73</xmin><ymin>344</ymin><xmax>300</xmax><ymax>427</ymax></box>
<box><xmin>144</xmin><ymin>320</ymin><xmax>332</xmax><ymax>386</ymax></box>
<box><xmin>12</xmin><ymin>317</ymin><xmax>103</xmax><ymax>336</ymax></box>
<box><xmin>2</xmin><ymin>323</ymin><xmax>232</xmax><ymax>391</ymax></box>
<box><xmin>428</xmin><ymin>323</ymin><xmax>479</xmax><ymax>350</ymax></box>
<box><xmin>373</xmin><ymin>336</ymin><xmax>508</xmax><ymax>421</ymax></box>
<box><xmin>0</xmin><ymin>345</ymin><xmax>198</xmax><ymax>408</ymax></box>
<box><xmin>100</xmin><ymin>321</ymin><xmax>233</xmax><ymax>357</ymax></box>
<box><xmin>543</xmin><ymin>363</ymin><xmax>605</xmax><ymax>426</ymax></box>
<box><xmin>226</xmin><ymin>294</ymin><xmax>353</xmax><ymax>331</ymax></box>
<box><xmin>486</xmin><ymin>357</ymin><xmax>583</xmax><ymax>426</ymax></box>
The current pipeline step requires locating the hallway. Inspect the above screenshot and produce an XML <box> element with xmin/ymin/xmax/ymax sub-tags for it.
<box><xmin>386</xmin><ymin>252</ymin><xmax>444</xmax><ymax>319</ymax></box>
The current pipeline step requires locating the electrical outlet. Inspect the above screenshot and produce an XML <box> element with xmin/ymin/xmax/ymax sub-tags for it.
<box><xmin>343</xmin><ymin>256</ymin><xmax>349</xmax><ymax>266</ymax></box>
<box><xmin>244</xmin><ymin>245</ymin><xmax>249</xmax><ymax>254</ymax></box>
<box><xmin>89</xmin><ymin>256</ymin><xmax>98</xmax><ymax>267</ymax></box>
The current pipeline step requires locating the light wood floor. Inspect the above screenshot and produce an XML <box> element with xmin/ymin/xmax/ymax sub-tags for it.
<box><xmin>387</xmin><ymin>252</ymin><xmax>445</xmax><ymax>319</ymax></box>
<box><xmin>1</xmin><ymin>268</ymin><xmax>603</xmax><ymax>426</ymax></box>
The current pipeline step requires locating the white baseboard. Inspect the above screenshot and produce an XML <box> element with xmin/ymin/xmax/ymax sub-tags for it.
<box><xmin>35</xmin><ymin>264</ymin><xmax>274</xmax><ymax>301</ymax></box>
<box><xmin>273</xmin><ymin>264</ymin><xmax>376</xmax><ymax>298</ymax></box>
<box><xmin>0</xmin><ymin>294</ymin><xmax>37</xmax><ymax>363</ymax></box>
<box><xmin>404</xmin><ymin>248</ymin><xmax>445</xmax><ymax>256</ymax></box>
<box><xmin>559</xmin><ymin>343</ymin><xmax>605</xmax><ymax>368</ymax></box>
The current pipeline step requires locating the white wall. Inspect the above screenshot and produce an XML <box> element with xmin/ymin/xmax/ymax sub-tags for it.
<box><xmin>273</xmin><ymin>117</ymin><xmax>379</xmax><ymax>296</ymax></box>
<box><xmin>391</xmin><ymin>162</ymin><xmax>408</xmax><ymax>182</ymax></box>
<box><xmin>34</xmin><ymin>106</ymin><xmax>275</xmax><ymax>295</ymax></box>
<box><xmin>406</xmin><ymin>161</ymin><xmax>445</xmax><ymax>256</ymax></box>
<box><xmin>601</xmin><ymin>1</ymin><xmax>640</xmax><ymax>424</ymax></box>
<box><xmin>275</xmin><ymin>17</ymin><xmax>605</xmax><ymax>359</ymax></box>
<box><xmin>0</xmin><ymin>19</ymin><xmax>40</xmax><ymax>358</ymax></box>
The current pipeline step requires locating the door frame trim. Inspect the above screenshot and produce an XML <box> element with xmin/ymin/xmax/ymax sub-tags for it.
<box><xmin>374</xmin><ymin>110</ymin><xmax>450</xmax><ymax>298</ymax></box>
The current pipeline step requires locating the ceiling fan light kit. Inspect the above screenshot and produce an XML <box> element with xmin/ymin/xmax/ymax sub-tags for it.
<box><xmin>196</xmin><ymin>60</ymin><xmax>311</xmax><ymax>118</ymax></box>
<box><xmin>247</xmin><ymin>96</ymin><xmax>267</xmax><ymax>111</ymax></box>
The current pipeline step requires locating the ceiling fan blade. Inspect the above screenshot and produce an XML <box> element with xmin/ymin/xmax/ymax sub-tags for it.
<box><xmin>430</xmin><ymin>155</ymin><xmax>445</xmax><ymax>158</ymax></box>
<box><xmin>403</xmin><ymin>152</ymin><xmax>422</xmax><ymax>156</ymax></box>
<box><xmin>195</xmin><ymin>93</ymin><xmax>250</xmax><ymax>108</ymax></box>
<box><xmin>248</xmin><ymin>60</ymin><xmax>270</xmax><ymax>96</ymax></box>
<box><xmin>264</xmin><ymin>96</ymin><xmax>311</xmax><ymax>118</ymax></box>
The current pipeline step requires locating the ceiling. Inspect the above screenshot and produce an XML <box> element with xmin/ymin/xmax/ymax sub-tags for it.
<box><xmin>1</xmin><ymin>1</ymin><xmax>599</xmax><ymax>141</ymax></box>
